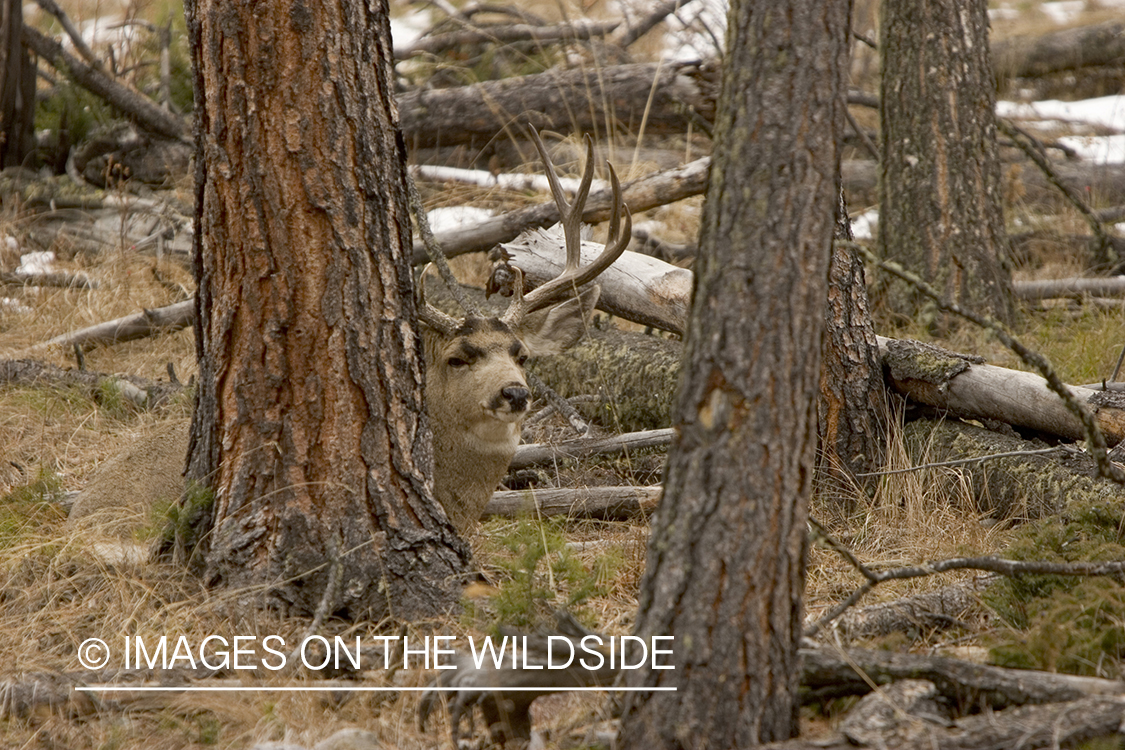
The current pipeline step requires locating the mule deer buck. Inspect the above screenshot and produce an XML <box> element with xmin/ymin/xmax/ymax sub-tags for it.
<box><xmin>69</xmin><ymin>130</ymin><xmax>630</xmax><ymax>538</ymax></box>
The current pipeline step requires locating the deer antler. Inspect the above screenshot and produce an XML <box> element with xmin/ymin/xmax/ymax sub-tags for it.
<box><xmin>417</xmin><ymin>264</ymin><xmax>461</xmax><ymax>337</ymax></box>
<box><xmin>501</xmin><ymin>129</ymin><xmax>632</xmax><ymax>327</ymax></box>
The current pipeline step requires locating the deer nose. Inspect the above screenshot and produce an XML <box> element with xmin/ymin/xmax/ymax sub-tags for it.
<box><xmin>501</xmin><ymin>385</ymin><xmax>530</xmax><ymax>412</ymax></box>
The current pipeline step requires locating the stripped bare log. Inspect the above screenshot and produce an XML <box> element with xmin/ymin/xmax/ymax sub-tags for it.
<box><xmin>483</xmin><ymin>485</ymin><xmax>661</xmax><ymax>520</ymax></box>
<box><xmin>500</xmin><ymin>229</ymin><xmax>691</xmax><ymax>334</ymax></box>
<box><xmin>511</xmin><ymin>428</ymin><xmax>673</xmax><ymax>470</ymax></box>
<box><xmin>26</xmin><ymin>299</ymin><xmax>194</xmax><ymax>353</ymax></box>
<box><xmin>411</xmin><ymin>156</ymin><xmax>711</xmax><ymax>263</ymax></box>
<box><xmin>1015</xmin><ymin>276</ymin><xmax>1125</xmax><ymax>300</ymax></box>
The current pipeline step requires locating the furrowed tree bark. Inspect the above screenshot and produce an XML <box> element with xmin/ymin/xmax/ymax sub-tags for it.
<box><xmin>618</xmin><ymin>0</ymin><xmax>852</xmax><ymax>746</ymax></box>
<box><xmin>1</xmin><ymin>0</ymin><xmax>35</xmax><ymax>169</ymax></box>
<box><xmin>818</xmin><ymin>191</ymin><xmax>886</xmax><ymax>494</ymax></box>
<box><xmin>878</xmin><ymin>0</ymin><xmax>1015</xmax><ymax>328</ymax></box>
<box><xmin>181</xmin><ymin>0</ymin><xmax>469</xmax><ymax>619</ymax></box>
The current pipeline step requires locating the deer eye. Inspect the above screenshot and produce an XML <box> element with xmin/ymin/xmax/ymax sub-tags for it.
<box><xmin>516</xmin><ymin>354</ymin><xmax>529</xmax><ymax>367</ymax></box>
<box><xmin>447</xmin><ymin>357</ymin><xmax>470</xmax><ymax>368</ymax></box>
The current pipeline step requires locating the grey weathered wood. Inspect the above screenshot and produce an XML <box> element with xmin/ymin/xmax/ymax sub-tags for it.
<box><xmin>28</xmin><ymin>299</ymin><xmax>194</xmax><ymax>352</ymax></box>
<box><xmin>483</xmin><ymin>485</ymin><xmax>661</xmax><ymax>520</ymax></box>
<box><xmin>502</xmin><ymin>229</ymin><xmax>691</xmax><ymax>335</ymax></box>
<box><xmin>1014</xmin><ymin>277</ymin><xmax>1125</xmax><ymax>300</ymax></box>
<box><xmin>993</xmin><ymin>19</ymin><xmax>1125</xmax><ymax>79</ymax></box>
<box><xmin>511</xmin><ymin>428</ymin><xmax>673</xmax><ymax>469</ymax></box>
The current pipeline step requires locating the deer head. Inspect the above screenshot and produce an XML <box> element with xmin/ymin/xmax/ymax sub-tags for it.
<box><xmin>417</xmin><ymin>130</ymin><xmax>631</xmax><ymax>534</ymax></box>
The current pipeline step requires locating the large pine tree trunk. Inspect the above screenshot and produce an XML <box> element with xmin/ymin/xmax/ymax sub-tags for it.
<box><xmin>618</xmin><ymin>1</ymin><xmax>852</xmax><ymax>746</ymax></box>
<box><xmin>879</xmin><ymin>0</ymin><xmax>1015</xmax><ymax>328</ymax></box>
<box><xmin>181</xmin><ymin>0</ymin><xmax>469</xmax><ymax>619</ymax></box>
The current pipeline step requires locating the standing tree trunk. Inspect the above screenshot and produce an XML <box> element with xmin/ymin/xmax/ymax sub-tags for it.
<box><xmin>180</xmin><ymin>0</ymin><xmax>469</xmax><ymax>620</ymax></box>
<box><xmin>0</xmin><ymin>0</ymin><xmax>35</xmax><ymax>169</ymax></box>
<box><xmin>819</xmin><ymin>189</ymin><xmax>886</xmax><ymax>499</ymax></box>
<box><xmin>879</xmin><ymin>0</ymin><xmax>1015</xmax><ymax>328</ymax></box>
<box><xmin>618</xmin><ymin>1</ymin><xmax>852</xmax><ymax>747</ymax></box>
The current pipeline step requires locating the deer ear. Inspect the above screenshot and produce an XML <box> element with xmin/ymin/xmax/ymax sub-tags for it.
<box><xmin>516</xmin><ymin>284</ymin><xmax>600</xmax><ymax>357</ymax></box>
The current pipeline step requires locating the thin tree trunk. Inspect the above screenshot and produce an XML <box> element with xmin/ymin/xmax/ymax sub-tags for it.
<box><xmin>180</xmin><ymin>0</ymin><xmax>468</xmax><ymax>619</ymax></box>
<box><xmin>1</xmin><ymin>0</ymin><xmax>35</xmax><ymax>169</ymax></box>
<box><xmin>618</xmin><ymin>1</ymin><xmax>852</xmax><ymax>746</ymax></box>
<box><xmin>879</xmin><ymin>0</ymin><xmax>1015</xmax><ymax>328</ymax></box>
<box><xmin>818</xmin><ymin>190</ymin><xmax>886</xmax><ymax>494</ymax></box>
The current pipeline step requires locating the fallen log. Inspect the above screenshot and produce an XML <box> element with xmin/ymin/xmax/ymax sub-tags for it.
<box><xmin>993</xmin><ymin>19</ymin><xmax>1125</xmax><ymax>79</ymax></box>
<box><xmin>899</xmin><ymin>417</ymin><xmax>1125</xmax><ymax>520</ymax></box>
<box><xmin>1014</xmin><ymin>276</ymin><xmax>1125</xmax><ymax>300</ymax></box>
<box><xmin>25</xmin><ymin>299</ymin><xmax>194</xmax><ymax>353</ymax></box>
<box><xmin>0</xmin><ymin>358</ymin><xmax>183</xmax><ymax>409</ymax></box>
<box><xmin>483</xmin><ymin>485</ymin><xmax>661</xmax><ymax>520</ymax></box>
<box><xmin>880</xmin><ymin>336</ymin><xmax>1125</xmax><ymax>447</ymax></box>
<box><xmin>411</xmin><ymin>156</ymin><xmax>711</xmax><ymax>263</ymax></box>
<box><xmin>511</xmin><ymin>428</ymin><xmax>674</xmax><ymax>469</ymax></box>
<box><xmin>399</xmin><ymin>61</ymin><xmax>718</xmax><ymax>153</ymax></box>
<box><xmin>21</xmin><ymin>25</ymin><xmax>188</xmax><ymax>142</ymax></box>
<box><xmin>501</xmin><ymin>226</ymin><xmax>691</xmax><ymax>334</ymax></box>
<box><xmin>814</xmin><ymin>578</ymin><xmax>991</xmax><ymax>643</ymax></box>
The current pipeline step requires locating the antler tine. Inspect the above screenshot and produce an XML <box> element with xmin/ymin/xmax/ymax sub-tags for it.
<box><xmin>417</xmin><ymin>264</ymin><xmax>461</xmax><ymax>338</ymax></box>
<box><xmin>509</xmin><ymin>157</ymin><xmax>632</xmax><ymax>320</ymax></box>
<box><xmin>527</xmin><ymin>127</ymin><xmax>596</xmax><ymax>272</ymax></box>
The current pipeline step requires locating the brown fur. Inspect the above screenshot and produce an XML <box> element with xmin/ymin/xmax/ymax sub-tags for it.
<box><xmin>68</xmin><ymin>288</ymin><xmax>599</xmax><ymax>538</ymax></box>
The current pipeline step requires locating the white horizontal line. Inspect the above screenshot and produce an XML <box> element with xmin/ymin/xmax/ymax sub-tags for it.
<box><xmin>75</xmin><ymin>685</ymin><xmax>677</xmax><ymax>693</ymax></box>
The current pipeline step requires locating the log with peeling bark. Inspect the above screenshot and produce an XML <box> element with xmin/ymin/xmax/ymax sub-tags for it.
<box><xmin>529</xmin><ymin>327</ymin><xmax>681</xmax><ymax>432</ymax></box>
<box><xmin>993</xmin><ymin>19</ymin><xmax>1125</xmax><ymax>79</ymax></box>
<box><xmin>483</xmin><ymin>485</ymin><xmax>661</xmax><ymax>520</ymax></box>
<box><xmin>813</xmin><ymin>579</ymin><xmax>991</xmax><ymax>643</ymax></box>
<box><xmin>398</xmin><ymin>61</ymin><xmax>718</xmax><ymax>152</ymax></box>
<box><xmin>880</xmin><ymin>336</ymin><xmax>1125</xmax><ymax>447</ymax></box>
<box><xmin>900</xmin><ymin>417</ymin><xmax>1125</xmax><ymax>519</ymax></box>
<box><xmin>0</xmin><ymin>358</ymin><xmax>182</xmax><ymax>408</ymax></box>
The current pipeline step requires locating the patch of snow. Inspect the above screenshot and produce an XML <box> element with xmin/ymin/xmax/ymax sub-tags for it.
<box><xmin>0</xmin><ymin>298</ymin><xmax>31</xmax><ymax>314</ymax></box>
<box><xmin>1058</xmin><ymin>134</ymin><xmax>1125</xmax><ymax>164</ymax></box>
<box><xmin>988</xmin><ymin>3</ymin><xmax>1020</xmax><ymax>21</ymax></box>
<box><xmin>427</xmin><ymin>206</ymin><xmax>494</xmax><ymax>234</ymax></box>
<box><xmin>662</xmin><ymin>0</ymin><xmax>728</xmax><ymax>60</ymax></box>
<box><xmin>2</xmin><ymin>234</ymin><xmax>17</xmax><ymax>253</ymax></box>
<box><xmin>851</xmin><ymin>209</ymin><xmax>878</xmax><ymax>241</ymax></box>
<box><xmin>1039</xmin><ymin>0</ymin><xmax>1086</xmax><ymax>24</ymax></box>
<box><xmin>390</xmin><ymin>7</ymin><xmax>432</xmax><ymax>49</ymax></box>
<box><xmin>17</xmin><ymin>251</ymin><xmax>56</xmax><ymax>275</ymax></box>
<box><xmin>997</xmin><ymin>95</ymin><xmax>1125</xmax><ymax>132</ymax></box>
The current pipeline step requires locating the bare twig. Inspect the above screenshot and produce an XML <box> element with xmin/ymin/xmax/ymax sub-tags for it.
<box><xmin>31</xmin><ymin>0</ymin><xmax>106</xmax><ymax>74</ymax></box>
<box><xmin>845</xmin><ymin>107</ymin><xmax>879</xmax><ymax>161</ymax></box>
<box><xmin>854</xmin><ymin>446</ymin><xmax>1067</xmax><ymax>477</ymax></box>
<box><xmin>998</xmin><ymin>119</ymin><xmax>1114</xmax><ymax>266</ymax></box>
<box><xmin>807</xmin><ymin>510</ymin><xmax>1125</xmax><ymax>638</ymax></box>
<box><xmin>612</xmin><ymin>0</ymin><xmax>696</xmax><ymax>49</ymax></box>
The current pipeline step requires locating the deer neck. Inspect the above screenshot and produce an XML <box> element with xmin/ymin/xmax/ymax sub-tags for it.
<box><xmin>429</xmin><ymin>416</ymin><xmax>519</xmax><ymax>534</ymax></box>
